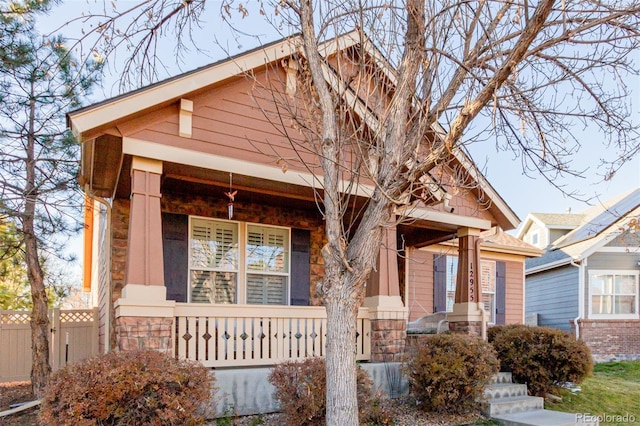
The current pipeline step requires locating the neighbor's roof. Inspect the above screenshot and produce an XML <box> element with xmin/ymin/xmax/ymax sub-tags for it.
<box><xmin>529</xmin><ymin>213</ymin><xmax>585</xmax><ymax>228</ymax></box>
<box><xmin>526</xmin><ymin>187</ymin><xmax>640</xmax><ymax>273</ymax></box>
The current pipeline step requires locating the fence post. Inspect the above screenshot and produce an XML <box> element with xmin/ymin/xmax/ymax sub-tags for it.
<box><xmin>92</xmin><ymin>307</ymin><xmax>99</xmax><ymax>356</ymax></box>
<box><xmin>50</xmin><ymin>308</ymin><xmax>61</xmax><ymax>372</ymax></box>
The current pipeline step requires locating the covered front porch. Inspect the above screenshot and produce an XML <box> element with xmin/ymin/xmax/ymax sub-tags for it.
<box><xmin>101</xmin><ymin>155</ymin><xmax>493</xmax><ymax>366</ymax></box>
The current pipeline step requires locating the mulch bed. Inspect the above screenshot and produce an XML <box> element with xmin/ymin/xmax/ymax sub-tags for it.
<box><xmin>1</xmin><ymin>382</ymin><xmax>493</xmax><ymax>425</ymax></box>
<box><xmin>0</xmin><ymin>382</ymin><xmax>38</xmax><ymax>426</ymax></box>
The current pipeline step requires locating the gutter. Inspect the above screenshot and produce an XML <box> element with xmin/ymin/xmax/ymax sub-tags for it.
<box><xmin>570</xmin><ymin>257</ymin><xmax>585</xmax><ymax>339</ymax></box>
<box><xmin>525</xmin><ymin>257</ymin><xmax>572</xmax><ymax>275</ymax></box>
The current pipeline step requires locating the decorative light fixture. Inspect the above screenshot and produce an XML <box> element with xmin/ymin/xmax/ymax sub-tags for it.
<box><xmin>224</xmin><ymin>172</ymin><xmax>238</xmax><ymax>219</ymax></box>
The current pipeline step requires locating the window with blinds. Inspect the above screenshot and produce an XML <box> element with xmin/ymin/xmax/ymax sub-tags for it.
<box><xmin>246</xmin><ymin>225</ymin><xmax>289</xmax><ymax>305</ymax></box>
<box><xmin>188</xmin><ymin>218</ymin><xmax>290</xmax><ymax>305</ymax></box>
<box><xmin>189</xmin><ymin>219</ymin><xmax>238</xmax><ymax>303</ymax></box>
<box><xmin>480</xmin><ymin>261</ymin><xmax>496</xmax><ymax>323</ymax></box>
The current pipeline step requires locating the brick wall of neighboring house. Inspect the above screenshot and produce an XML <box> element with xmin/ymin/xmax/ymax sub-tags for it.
<box><xmin>573</xmin><ymin>319</ymin><xmax>640</xmax><ymax>362</ymax></box>
<box><xmin>110</xmin><ymin>192</ymin><xmax>327</xmax><ymax>305</ymax></box>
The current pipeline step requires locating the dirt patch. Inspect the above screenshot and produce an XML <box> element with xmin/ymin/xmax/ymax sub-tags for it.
<box><xmin>0</xmin><ymin>382</ymin><xmax>38</xmax><ymax>426</ymax></box>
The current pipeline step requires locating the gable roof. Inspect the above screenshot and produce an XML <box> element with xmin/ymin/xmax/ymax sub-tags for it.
<box><xmin>515</xmin><ymin>212</ymin><xmax>584</xmax><ymax>240</ymax></box>
<box><xmin>531</xmin><ymin>213</ymin><xmax>585</xmax><ymax>228</ymax></box>
<box><xmin>480</xmin><ymin>227</ymin><xmax>542</xmax><ymax>257</ymax></box>
<box><xmin>525</xmin><ymin>187</ymin><xmax>640</xmax><ymax>273</ymax></box>
<box><xmin>68</xmin><ymin>31</ymin><xmax>519</xmax><ymax>230</ymax></box>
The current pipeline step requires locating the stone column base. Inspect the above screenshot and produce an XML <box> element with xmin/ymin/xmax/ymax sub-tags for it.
<box><xmin>364</xmin><ymin>296</ymin><xmax>408</xmax><ymax>362</ymax></box>
<box><xmin>448</xmin><ymin>302</ymin><xmax>486</xmax><ymax>338</ymax></box>
<box><xmin>449</xmin><ymin>320</ymin><xmax>483</xmax><ymax>337</ymax></box>
<box><xmin>114</xmin><ymin>284</ymin><xmax>176</xmax><ymax>354</ymax></box>
<box><xmin>371</xmin><ymin>318</ymin><xmax>406</xmax><ymax>362</ymax></box>
<box><xmin>115</xmin><ymin>316</ymin><xmax>173</xmax><ymax>354</ymax></box>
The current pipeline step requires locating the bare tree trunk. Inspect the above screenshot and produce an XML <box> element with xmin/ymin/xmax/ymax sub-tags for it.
<box><xmin>25</xmin><ymin>95</ymin><xmax>51</xmax><ymax>398</ymax></box>
<box><xmin>325</xmin><ymin>288</ymin><xmax>359</xmax><ymax>425</ymax></box>
<box><xmin>26</xmin><ymin>220</ymin><xmax>50</xmax><ymax>398</ymax></box>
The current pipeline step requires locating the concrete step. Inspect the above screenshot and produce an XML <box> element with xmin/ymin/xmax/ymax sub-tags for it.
<box><xmin>484</xmin><ymin>382</ymin><xmax>529</xmax><ymax>400</ymax></box>
<box><xmin>492</xmin><ymin>409</ymin><xmax>599</xmax><ymax>426</ymax></box>
<box><xmin>483</xmin><ymin>395</ymin><xmax>544</xmax><ymax>417</ymax></box>
<box><xmin>490</xmin><ymin>372</ymin><xmax>513</xmax><ymax>384</ymax></box>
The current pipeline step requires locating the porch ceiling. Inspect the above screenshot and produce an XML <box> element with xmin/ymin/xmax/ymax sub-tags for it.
<box><xmin>81</xmin><ymin>134</ymin><xmax>123</xmax><ymax>198</ymax></box>
<box><xmin>398</xmin><ymin>224</ymin><xmax>457</xmax><ymax>248</ymax></box>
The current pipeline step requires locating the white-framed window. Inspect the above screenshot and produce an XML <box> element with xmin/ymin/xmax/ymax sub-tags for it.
<box><xmin>445</xmin><ymin>257</ymin><xmax>496</xmax><ymax>323</ymax></box>
<box><xmin>480</xmin><ymin>261</ymin><xmax>496</xmax><ymax>324</ymax></box>
<box><xmin>531</xmin><ymin>232</ymin><xmax>539</xmax><ymax>246</ymax></box>
<box><xmin>445</xmin><ymin>257</ymin><xmax>457</xmax><ymax>312</ymax></box>
<box><xmin>589</xmin><ymin>270</ymin><xmax>639</xmax><ymax>319</ymax></box>
<box><xmin>188</xmin><ymin>217</ymin><xmax>290</xmax><ymax>305</ymax></box>
<box><xmin>246</xmin><ymin>224</ymin><xmax>289</xmax><ymax>305</ymax></box>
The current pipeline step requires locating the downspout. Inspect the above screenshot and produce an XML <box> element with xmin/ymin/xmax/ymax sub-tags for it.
<box><xmin>475</xmin><ymin>237</ymin><xmax>487</xmax><ymax>340</ymax></box>
<box><xmin>85</xmin><ymin>184</ymin><xmax>113</xmax><ymax>353</ymax></box>
<box><xmin>571</xmin><ymin>257</ymin><xmax>584</xmax><ymax>339</ymax></box>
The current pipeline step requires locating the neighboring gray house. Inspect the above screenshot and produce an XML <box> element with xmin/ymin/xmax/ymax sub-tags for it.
<box><xmin>520</xmin><ymin>188</ymin><xmax>640</xmax><ymax>361</ymax></box>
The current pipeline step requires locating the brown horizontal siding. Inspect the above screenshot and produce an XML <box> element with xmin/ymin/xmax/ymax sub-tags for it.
<box><xmin>125</xmin><ymin>70</ymin><xmax>322</xmax><ymax>175</ymax></box>
<box><xmin>412</xmin><ymin>249</ymin><xmax>526</xmax><ymax>324</ymax></box>
<box><xmin>407</xmin><ymin>248</ymin><xmax>435</xmax><ymax>321</ymax></box>
<box><xmin>505</xmin><ymin>260</ymin><xmax>524</xmax><ymax>324</ymax></box>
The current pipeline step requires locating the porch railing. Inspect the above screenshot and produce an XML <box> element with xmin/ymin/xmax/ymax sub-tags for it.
<box><xmin>174</xmin><ymin>304</ymin><xmax>371</xmax><ymax>368</ymax></box>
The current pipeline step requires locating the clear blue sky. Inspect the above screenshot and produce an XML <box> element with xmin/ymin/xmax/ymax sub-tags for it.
<box><xmin>44</xmin><ymin>1</ymin><xmax>639</xmax><ymax>243</ymax></box>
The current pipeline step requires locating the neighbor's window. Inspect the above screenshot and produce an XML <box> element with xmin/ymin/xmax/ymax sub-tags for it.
<box><xmin>189</xmin><ymin>218</ymin><xmax>290</xmax><ymax>305</ymax></box>
<box><xmin>531</xmin><ymin>232</ymin><xmax>539</xmax><ymax>246</ymax></box>
<box><xmin>445</xmin><ymin>257</ymin><xmax>496</xmax><ymax>323</ymax></box>
<box><xmin>590</xmin><ymin>270</ymin><xmax>638</xmax><ymax>318</ymax></box>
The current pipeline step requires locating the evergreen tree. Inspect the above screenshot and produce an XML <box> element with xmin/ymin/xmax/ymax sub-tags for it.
<box><xmin>0</xmin><ymin>0</ymin><xmax>101</xmax><ymax>397</ymax></box>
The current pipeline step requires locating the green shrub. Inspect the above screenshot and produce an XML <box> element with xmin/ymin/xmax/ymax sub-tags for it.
<box><xmin>39</xmin><ymin>349</ymin><xmax>214</xmax><ymax>426</ymax></box>
<box><xmin>403</xmin><ymin>334</ymin><xmax>499</xmax><ymax>414</ymax></box>
<box><xmin>489</xmin><ymin>324</ymin><xmax>593</xmax><ymax>396</ymax></box>
<box><xmin>268</xmin><ymin>357</ymin><xmax>393</xmax><ymax>426</ymax></box>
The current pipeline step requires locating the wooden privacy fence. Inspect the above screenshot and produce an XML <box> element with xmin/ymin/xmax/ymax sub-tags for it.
<box><xmin>174</xmin><ymin>304</ymin><xmax>372</xmax><ymax>368</ymax></box>
<box><xmin>0</xmin><ymin>308</ymin><xmax>99</xmax><ymax>383</ymax></box>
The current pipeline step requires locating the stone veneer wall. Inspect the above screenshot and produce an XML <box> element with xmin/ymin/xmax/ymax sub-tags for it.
<box><xmin>572</xmin><ymin>319</ymin><xmax>640</xmax><ymax>362</ymax></box>
<box><xmin>110</xmin><ymin>192</ymin><xmax>327</xmax><ymax>305</ymax></box>
<box><xmin>448</xmin><ymin>321</ymin><xmax>482</xmax><ymax>337</ymax></box>
<box><xmin>371</xmin><ymin>319</ymin><xmax>406</xmax><ymax>362</ymax></box>
<box><xmin>115</xmin><ymin>317</ymin><xmax>173</xmax><ymax>353</ymax></box>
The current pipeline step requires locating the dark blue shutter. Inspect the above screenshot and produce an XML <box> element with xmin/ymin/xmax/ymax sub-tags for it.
<box><xmin>162</xmin><ymin>213</ymin><xmax>188</xmax><ymax>303</ymax></box>
<box><xmin>433</xmin><ymin>254</ymin><xmax>447</xmax><ymax>313</ymax></box>
<box><xmin>290</xmin><ymin>228</ymin><xmax>310</xmax><ymax>306</ymax></box>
